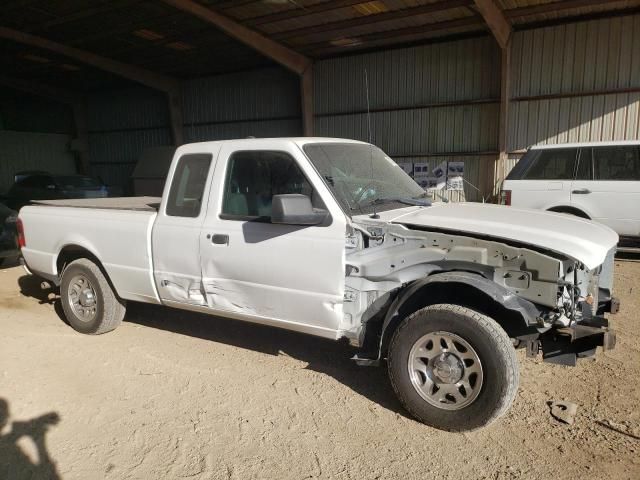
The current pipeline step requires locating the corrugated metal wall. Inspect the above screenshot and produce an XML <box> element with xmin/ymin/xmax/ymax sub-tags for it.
<box><xmin>314</xmin><ymin>36</ymin><xmax>500</xmax><ymax>200</ymax></box>
<box><xmin>0</xmin><ymin>131</ymin><xmax>76</xmax><ymax>193</ymax></box>
<box><xmin>0</xmin><ymin>92</ymin><xmax>74</xmax><ymax>134</ymax></box>
<box><xmin>87</xmin><ymin>67</ymin><xmax>301</xmax><ymax>189</ymax></box>
<box><xmin>87</xmin><ymin>86</ymin><xmax>173</xmax><ymax>188</ymax></box>
<box><xmin>508</xmin><ymin>14</ymin><xmax>640</xmax><ymax>151</ymax></box>
<box><xmin>183</xmin><ymin>68</ymin><xmax>301</xmax><ymax>142</ymax></box>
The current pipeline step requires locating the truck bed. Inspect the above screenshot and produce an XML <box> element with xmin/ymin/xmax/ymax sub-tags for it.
<box><xmin>20</xmin><ymin>199</ymin><xmax>160</xmax><ymax>305</ymax></box>
<box><xmin>32</xmin><ymin>196</ymin><xmax>161</xmax><ymax>212</ymax></box>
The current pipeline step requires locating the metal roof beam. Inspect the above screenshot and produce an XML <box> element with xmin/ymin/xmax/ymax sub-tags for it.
<box><xmin>160</xmin><ymin>0</ymin><xmax>311</xmax><ymax>75</ymax></box>
<box><xmin>473</xmin><ymin>0</ymin><xmax>511</xmax><ymax>49</ymax></box>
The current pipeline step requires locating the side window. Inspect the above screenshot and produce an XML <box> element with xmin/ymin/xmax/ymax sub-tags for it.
<box><xmin>221</xmin><ymin>151</ymin><xmax>318</xmax><ymax>219</ymax></box>
<box><xmin>523</xmin><ymin>148</ymin><xmax>578</xmax><ymax>180</ymax></box>
<box><xmin>593</xmin><ymin>146</ymin><xmax>640</xmax><ymax>181</ymax></box>
<box><xmin>575</xmin><ymin>149</ymin><xmax>593</xmax><ymax>180</ymax></box>
<box><xmin>166</xmin><ymin>153</ymin><xmax>212</xmax><ymax>217</ymax></box>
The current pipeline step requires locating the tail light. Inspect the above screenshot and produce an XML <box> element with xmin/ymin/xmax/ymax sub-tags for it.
<box><xmin>16</xmin><ymin>217</ymin><xmax>26</xmax><ymax>248</ymax></box>
<box><xmin>500</xmin><ymin>190</ymin><xmax>512</xmax><ymax>206</ymax></box>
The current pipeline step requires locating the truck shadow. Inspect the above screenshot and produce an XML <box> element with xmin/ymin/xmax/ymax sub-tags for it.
<box><xmin>16</xmin><ymin>275</ymin><xmax>409</xmax><ymax>420</ymax></box>
<box><xmin>125</xmin><ymin>302</ymin><xmax>410</xmax><ymax>419</ymax></box>
<box><xmin>17</xmin><ymin>275</ymin><xmax>66</xmax><ymax>319</ymax></box>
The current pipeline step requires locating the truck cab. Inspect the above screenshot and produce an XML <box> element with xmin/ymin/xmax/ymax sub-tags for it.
<box><xmin>152</xmin><ymin>139</ymin><xmax>348</xmax><ymax>337</ymax></box>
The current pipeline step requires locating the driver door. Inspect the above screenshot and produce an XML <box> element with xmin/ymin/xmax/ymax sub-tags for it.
<box><xmin>198</xmin><ymin>141</ymin><xmax>347</xmax><ymax>338</ymax></box>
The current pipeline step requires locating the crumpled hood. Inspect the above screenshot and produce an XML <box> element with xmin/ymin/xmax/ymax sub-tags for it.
<box><xmin>367</xmin><ymin>203</ymin><xmax>618</xmax><ymax>269</ymax></box>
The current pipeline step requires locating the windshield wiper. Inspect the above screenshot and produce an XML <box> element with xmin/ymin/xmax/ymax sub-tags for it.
<box><xmin>351</xmin><ymin>196</ymin><xmax>431</xmax><ymax>211</ymax></box>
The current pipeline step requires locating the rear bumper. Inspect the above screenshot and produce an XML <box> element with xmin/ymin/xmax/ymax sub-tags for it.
<box><xmin>540</xmin><ymin>316</ymin><xmax>616</xmax><ymax>366</ymax></box>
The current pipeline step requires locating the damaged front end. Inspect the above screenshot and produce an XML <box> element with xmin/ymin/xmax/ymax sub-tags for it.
<box><xmin>531</xmin><ymin>246</ymin><xmax>618</xmax><ymax>366</ymax></box>
<box><xmin>343</xmin><ymin>220</ymin><xmax>618</xmax><ymax>367</ymax></box>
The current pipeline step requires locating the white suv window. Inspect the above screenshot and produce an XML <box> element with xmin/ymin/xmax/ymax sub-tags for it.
<box><xmin>523</xmin><ymin>149</ymin><xmax>578</xmax><ymax>180</ymax></box>
<box><xmin>592</xmin><ymin>146</ymin><xmax>640</xmax><ymax>181</ymax></box>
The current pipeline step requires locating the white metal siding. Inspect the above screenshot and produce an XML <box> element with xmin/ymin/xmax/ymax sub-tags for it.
<box><xmin>508</xmin><ymin>14</ymin><xmax>640</xmax><ymax>151</ymax></box>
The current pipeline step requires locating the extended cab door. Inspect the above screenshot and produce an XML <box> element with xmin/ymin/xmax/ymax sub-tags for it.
<box><xmin>198</xmin><ymin>140</ymin><xmax>347</xmax><ymax>339</ymax></box>
<box><xmin>152</xmin><ymin>145</ymin><xmax>220</xmax><ymax>305</ymax></box>
<box><xmin>571</xmin><ymin>145</ymin><xmax>640</xmax><ymax>237</ymax></box>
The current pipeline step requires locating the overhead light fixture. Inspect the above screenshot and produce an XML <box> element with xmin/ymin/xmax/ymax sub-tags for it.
<box><xmin>165</xmin><ymin>41</ymin><xmax>194</xmax><ymax>51</ymax></box>
<box><xmin>133</xmin><ymin>29</ymin><xmax>164</xmax><ymax>41</ymax></box>
<box><xmin>353</xmin><ymin>1</ymin><xmax>388</xmax><ymax>16</ymax></box>
<box><xmin>330</xmin><ymin>37</ymin><xmax>362</xmax><ymax>47</ymax></box>
<box><xmin>22</xmin><ymin>53</ymin><xmax>50</xmax><ymax>63</ymax></box>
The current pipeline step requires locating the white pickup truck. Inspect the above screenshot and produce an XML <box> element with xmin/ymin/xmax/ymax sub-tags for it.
<box><xmin>18</xmin><ymin>138</ymin><xmax>619</xmax><ymax>431</ymax></box>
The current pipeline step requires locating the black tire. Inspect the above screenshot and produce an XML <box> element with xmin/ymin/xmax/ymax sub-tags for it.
<box><xmin>388</xmin><ymin>304</ymin><xmax>519</xmax><ymax>431</ymax></box>
<box><xmin>60</xmin><ymin>258</ymin><xmax>126</xmax><ymax>334</ymax></box>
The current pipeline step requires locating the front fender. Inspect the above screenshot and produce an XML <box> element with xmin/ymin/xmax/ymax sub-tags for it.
<box><xmin>374</xmin><ymin>271</ymin><xmax>543</xmax><ymax>361</ymax></box>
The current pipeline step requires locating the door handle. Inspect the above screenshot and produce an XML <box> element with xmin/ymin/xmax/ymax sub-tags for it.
<box><xmin>572</xmin><ymin>188</ymin><xmax>591</xmax><ymax>194</ymax></box>
<box><xmin>210</xmin><ymin>234</ymin><xmax>229</xmax><ymax>245</ymax></box>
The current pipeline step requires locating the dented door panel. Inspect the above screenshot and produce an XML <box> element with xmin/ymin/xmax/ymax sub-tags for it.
<box><xmin>199</xmin><ymin>141</ymin><xmax>348</xmax><ymax>335</ymax></box>
<box><xmin>152</xmin><ymin>146</ymin><xmax>220</xmax><ymax>305</ymax></box>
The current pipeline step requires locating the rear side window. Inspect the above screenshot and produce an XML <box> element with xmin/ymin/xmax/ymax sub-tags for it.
<box><xmin>505</xmin><ymin>151</ymin><xmax>534</xmax><ymax>180</ymax></box>
<box><xmin>221</xmin><ymin>151</ymin><xmax>317</xmax><ymax>219</ymax></box>
<box><xmin>522</xmin><ymin>148</ymin><xmax>578</xmax><ymax>180</ymax></box>
<box><xmin>592</xmin><ymin>146</ymin><xmax>640</xmax><ymax>181</ymax></box>
<box><xmin>166</xmin><ymin>154</ymin><xmax>212</xmax><ymax>217</ymax></box>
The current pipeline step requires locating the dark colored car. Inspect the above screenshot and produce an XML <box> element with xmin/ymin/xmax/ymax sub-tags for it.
<box><xmin>6</xmin><ymin>172</ymin><xmax>116</xmax><ymax>211</ymax></box>
<box><xmin>0</xmin><ymin>203</ymin><xmax>19</xmax><ymax>266</ymax></box>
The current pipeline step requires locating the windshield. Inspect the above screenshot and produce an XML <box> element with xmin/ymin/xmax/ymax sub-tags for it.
<box><xmin>303</xmin><ymin>142</ymin><xmax>427</xmax><ymax>215</ymax></box>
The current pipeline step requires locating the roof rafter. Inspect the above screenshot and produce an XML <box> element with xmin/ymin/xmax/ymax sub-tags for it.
<box><xmin>473</xmin><ymin>0</ymin><xmax>511</xmax><ymax>49</ymax></box>
<box><xmin>160</xmin><ymin>0</ymin><xmax>311</xmax><ymax>75</ymax></box>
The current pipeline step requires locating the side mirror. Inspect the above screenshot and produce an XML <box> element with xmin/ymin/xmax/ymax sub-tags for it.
<box><xmin>271</xmin><ymin>194</ymin><xmax>328</xmax><ymax>226</ymax></box>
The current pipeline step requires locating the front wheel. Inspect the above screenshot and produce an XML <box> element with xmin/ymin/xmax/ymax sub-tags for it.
<box><xmin>60</xmin><ymin>258</ymin><xmax>126</xmax><ymax>334</ymax></box>
<box><xmin>388</xmin><ymin>304</ymin><xmax>519</xmax><ymax>431</ymax></box>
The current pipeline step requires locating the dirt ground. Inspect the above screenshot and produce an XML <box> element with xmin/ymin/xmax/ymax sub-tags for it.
<box><xmin>0</xmin><ymin>259</ymin><xmax>639</xmax><ymax>480</ymax></box>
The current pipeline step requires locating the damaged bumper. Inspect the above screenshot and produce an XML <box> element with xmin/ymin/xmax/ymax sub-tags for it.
<box><xmin>538</xmin><ymin>316</ymin><xmax>616</xmax><ymax>366</ymax></box>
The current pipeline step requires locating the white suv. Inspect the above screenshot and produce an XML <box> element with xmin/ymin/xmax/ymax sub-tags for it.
<box><xmin>501</xmin><ymin>141</ymin><xmax>640</xmax><ymax>249</ymax></box>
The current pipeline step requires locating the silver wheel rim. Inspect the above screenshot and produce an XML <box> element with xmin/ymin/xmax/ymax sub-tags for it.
<box><xmin>408</xmin><ymin>331</ymin><xmax>483</xmax><ymax>411</ymax></box>
<box><xmin>68</xmin><ymin>274</ymin><xmax>98</xmax><ymax>323</ymax></box>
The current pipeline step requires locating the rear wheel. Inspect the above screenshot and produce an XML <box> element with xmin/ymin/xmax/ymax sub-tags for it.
<box><xmin>388</xmin><ymin>304</ymin><xmax>519</xmax><ymax>431</ymax></box>
<box><xmin>60</xmin><ymin>258</ymin><xmax>126</xmax><ymax>334</ymax></box>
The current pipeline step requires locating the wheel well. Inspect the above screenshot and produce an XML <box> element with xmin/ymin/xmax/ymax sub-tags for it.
<box><xmin>367</xmin><ymin>282</ymin><xmax>534</xmax><ymax>358</ymax></box>
<box><xmin>56</xmin><ymin>245</ymin><xmax>102</xmax><ymax>277</ymax></box>
<box><xmin>56</xmin><ymin>245</ymin><xmax>122</xmax><ymax>299</ymax></box>
<box><xmin>547</xmin><ymin>206</ymin><xmax>590</xmax><ymax>219</ymax></box>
